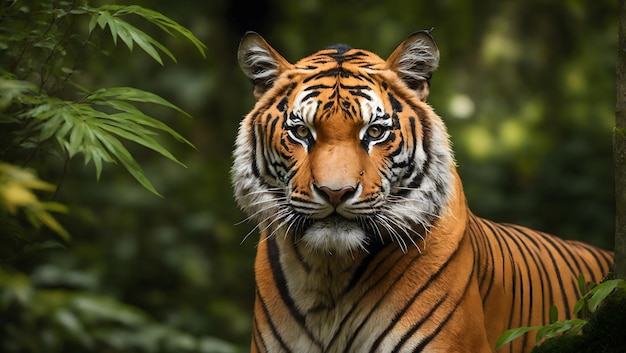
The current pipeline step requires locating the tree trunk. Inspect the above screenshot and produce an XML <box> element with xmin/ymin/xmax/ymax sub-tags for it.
<box><xmin>614</xmin><ymin>0</ymin><xmax>626</xmax><ymax>280</ymax></box>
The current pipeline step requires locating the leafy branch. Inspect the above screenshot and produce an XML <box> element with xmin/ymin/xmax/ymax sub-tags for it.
<box><xmin>0</xmin><ymin>162</ymin><xmax>69</xmax><ymax>240</ymax></box>
<box><xmin>0</xmin><ymin>1</ymin><xmax>206</xmax><ymax>237</ymax></box>
<box><xmin>1</xmin><ymin>1</ymin><xmax>206</xmax><ymax>197</ymax></box>
<box><xmin>88</xmin><ymin>4</ymin><xmax>207</xmax><ymax>64</ymax></box>
<box><xmin>19</xmin><ymin>86</ymin><xmax>195</xmax><ymax>196</ymax></box>
<box><xmin>495</xmin><ymin>276</ymin><xmax>626</xmax><ymax>350</ymax></box>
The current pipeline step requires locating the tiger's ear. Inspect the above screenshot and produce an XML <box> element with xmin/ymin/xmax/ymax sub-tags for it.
<box><xmin>238</xmin><ymin>32</ymin><xmax>291</xmax><ymax>100</ymax></box>
<box><xmin>386</xmin><ymin>31</ymin><xmax>440</xmax><ymax>101</ymax></box>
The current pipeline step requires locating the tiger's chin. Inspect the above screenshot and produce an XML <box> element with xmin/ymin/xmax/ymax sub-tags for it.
<box><xmin>299</xmin><ymin>215</ymin><xmax>367</xmax><ymax>255</ymax></box>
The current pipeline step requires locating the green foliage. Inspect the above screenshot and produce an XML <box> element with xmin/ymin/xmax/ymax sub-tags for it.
<box><xmin>0</xmin><ymin>162</ymin><xmax>69</xmax><ymax>240</ymax></box>
<box><xmin>89</xmin><ymin>4</ymin><xmax>207</xmax><ymax>64</ymax></box>
<box><xmin>0</xmin><ymin>1</ymin><xmax>204</xmax><ymax>196</ymax></box>
<box><xmin>0</xmin><ymin>1</ymin><xmax>236</xmax><ymax>352</ymax></box>
<box><xmin>0</xmin><ymin>268</ymin><xmax>237</xmax><ymax>353</ymax></box>
<box><xmin>495</xmin><ymin>278</ymin><xmax>626</xmax><ymax>351</ymax></box>
<box><xmin>0</xmin><ymin>0</ymin><xmax>619</xmax><ymax>351</ymax></box>
<box><xmin>532</xmin><ymin>288</ymin><xmax>626</xmax><ymax>353</ymax></box>
<box><xmin>18</xmin><ymin>86</ymin><xmax>194</xmax><ymax>195</ymax></box>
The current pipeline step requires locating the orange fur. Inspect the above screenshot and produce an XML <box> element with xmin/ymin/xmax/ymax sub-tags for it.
<box><xmin>233</xmin><ymin>32</ymin><xmax>613</xmax><ymax>353</ymax></box>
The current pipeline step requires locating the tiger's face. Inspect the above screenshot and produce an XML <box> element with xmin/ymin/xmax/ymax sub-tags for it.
<box><xmin>233</xmin><ymin>32</ymin><xmax>454</xmax><ymax>255</ymax></box>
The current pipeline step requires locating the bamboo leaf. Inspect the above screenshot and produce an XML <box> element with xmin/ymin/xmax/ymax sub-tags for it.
<box><xmin>587</xmin><ymin>280</ymin><xmax>622</xmax><ymax>312</ymax></box>
<box><xmin>88</xmin><ymin>99</ymin><xmax>193</xmax><ymax>146</ymax></box>
<box><xmin>548</xmin><ymin>306</ymin><xmax>558</xmax><ymax>324</ymax></box>
<box><xmin>67</xmin><ymin>119</ymin><xmax>86</xmax><ymax>158</ymax></box>
<box><xmin>89</xmin><ymin>10</ymin><xmax>177</xmax><ymax>65</ymax></box>
<box><xmin>88</xmin><ymin>12</ymin><xmax>98</xmax><ymax>33</ymax></box>
<box><xmin>577</xmin><ymin>274</ymin><xmax>587</xmax><ymax>296</ymax></box>
<box><xmin>88</xmin><ymin>87</ymin><xmax>191</xmax><ymax>118</ymax></box>
<box><xmin>98</xmin><ymin>4</ymin><xmax>207</xmax><ymax>58</ymax></box>
<box><xmin>107</xmin><ymin>14</ymin><xmax>119</xmax><ymax>47</ymax></box>
<box><xmin>88</xmin><ymin>128</ymin><xmax>117</xmax><ymax>180</ymax></box>
<box><xmin>97</xmin><ymin>121</ymin><xmax>186</xmax><ymax>167</ymax></box>
<box><xmin>535</xmin><ymin>319</ymin><xmax>587</xmax><ymax>341</ymax></box>
<box><xmin>114</xmin><ymin>19</ymin><xmax>134</xmax><ymax>52</ymax></box>
<box><xmin>126</xmin><ymin>24</ymin><xmax>166</xmax><ymax>65</ymax></box>
<box><xmin>110</xmin><ymin>112</ymin><xmax>194</xmax><ymax>147</ymax></box>
<box><xmin>573</xmin><ymin>297</ymin><xmax>585</xmax><ymax>315</ymax></box>
<box><xmin>37</xmin><ymin>208</ymin><xmax>70</xmax><ymax>241</ymax></box>
<box><xmin>495</xmin><ymin>326</ymin><xmax>540</xmax><ymax>350</ymax></box>
<box><xmin>96</xmin><ymin>10</ymin><xmax>109</xmax><ymax>31</ymax></box>
<box><xmin>0</xmin><ymin>163</ymin><xmax>70</xmax><ymax>240</ymax></box>
<box><xmin>95</xmin><ymin>133</ymin><xmax>161</xmax><ymax>196</ymax></box>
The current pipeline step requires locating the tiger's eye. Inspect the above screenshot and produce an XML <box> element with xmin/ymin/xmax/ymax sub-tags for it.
<box><xmin>366</xmin><ymin>125</ymin><xmax>384</xmax><ymax>139</ymax></box>
<box><xmin>295</xmin><ymin>125</ymin><xmax>310</xmax><ymax>138</ymax></box>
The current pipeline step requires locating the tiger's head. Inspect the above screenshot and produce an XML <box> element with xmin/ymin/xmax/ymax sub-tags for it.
<box><xmin>233</xmin><ymin>31</ymin><xmax>455</xmax><ymax>255</ymax></box>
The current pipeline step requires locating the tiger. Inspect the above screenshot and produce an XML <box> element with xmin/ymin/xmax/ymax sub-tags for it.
<box><xmin>231</xmin><ymin>30</ymin><xmax>614</xmax><ymax>353</ymax></box>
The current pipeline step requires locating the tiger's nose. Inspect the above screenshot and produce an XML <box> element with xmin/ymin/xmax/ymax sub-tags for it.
<box><xmin>314</xmin><ymin>184</ymin><xmax>357</xmax><ymax>207</ymax></box>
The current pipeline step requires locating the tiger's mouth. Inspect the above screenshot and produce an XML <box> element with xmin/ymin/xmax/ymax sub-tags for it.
<box><xmin>296</xmin><ymin>212</ymin><xmax>370</xmax><ymax>253</ymax></box>
<box><xmin>317</xmin><ymin>212</ymin><xmax>353</xmax><ymax>224</ymax></box>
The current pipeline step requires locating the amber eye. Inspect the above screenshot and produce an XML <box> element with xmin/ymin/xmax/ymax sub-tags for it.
<box><xmin>366</xmin><ymin>125</ymin><xmax>385</xmax><ymax>139</ymax></box>
<box><xmin>295</xmin><ymin>125</ymin><xmax>311</xmax><ymax>138</ymax></box>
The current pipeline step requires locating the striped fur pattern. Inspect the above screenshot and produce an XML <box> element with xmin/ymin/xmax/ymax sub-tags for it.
<box><xmin>232</xmin><ymin>31</ymin><xmax>613</xmax><ymax>353</ymax></box>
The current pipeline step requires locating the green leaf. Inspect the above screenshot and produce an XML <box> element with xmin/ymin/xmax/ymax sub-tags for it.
<box><xmin>97</xmin><ymin>121</ymin><xmax>186</xmax><ymax>167</ymax></box>
<box><xmin>97</xmin><ymin>4</ymin><xmax>207</xmax><ymax>58</ymax></box>
<box><xmin>114</xmin><ymin>111</ymin><xmax>193</xmax><ymax>146</ymax></box>
<box><xmin>88</xmin><ymin>10</ymin><xmax>178</xmax><ymax>65</ymax></box>
<box><xmin>495</xmin><ymin>326</ymin><xmax>540</xmax><ymax>350</ymax></box>
<box><xmin>577</xmin><ymin>273</ymin><xmax>587</xmax><ymax>296</ymax></box>
<box><xmin>535</xmin><ymin>319</ymin><xmax>586</xmax><ymax>342</ymax></box>
<box><xmin>573</xmin><ymin>297</ymin><xmax>585</xmax><ymax>315</ymax></box>
<box><xmin>87</xmin><ymin>87</ymin><xmax>192</xmax><ymax>119</ymax></box>
<box><xmin>0</xmin><ymin>78</ymin><xmax>37</xmax><ymax>111</ymax></box>
<box><xmin>88</xmin><ymin>12</ymin><xmax>98</xmax><ymax>33</ymax></box>
<box><xmin>21</xmin><ymin>93</ymin><xmax>192</xmax><ymax>195</ymax></box>
<box><xmin>96</xmin><ymin>132</ymin><xmax>161</xmax><ymax>197</ymax></box>
<box><xmin>548</xmin><ymin>305</ymin><xmax>558</xmax><ymax>324</ymax></box>
<box><xmin>587</xmin><ymin>279</ymin><xmax>623</xmax><ymax>312</ymax></box>
<box><xmin>128</xmin><ymin>24</ymin><xmax>176</xmax><ymax>65</ymax></box>
<box><xmin>111</xmin><ymin>17</ymin><xmax>134</xmax><ymax>52</ymax></box>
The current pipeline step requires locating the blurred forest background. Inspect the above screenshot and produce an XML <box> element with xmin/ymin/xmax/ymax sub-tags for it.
<box><xmin>0</xmin><ymin>0</ymin><xmax>618</xmax><ymax>352</ymax></box>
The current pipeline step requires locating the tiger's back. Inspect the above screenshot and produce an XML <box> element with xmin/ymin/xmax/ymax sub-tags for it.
<box><xmin>469</xmin><ymin>215</ymin><xmax>613</xmax><ymax>352</ymax></box>
<box><xmin>232</xmin><ymin>31</ymin><xmax>613</xmax><ymax>353</ymax></box>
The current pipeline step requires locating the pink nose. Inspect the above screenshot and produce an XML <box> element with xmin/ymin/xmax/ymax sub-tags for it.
<box><xmin>314</xmin><ymin>184</ymin><xmax>357</xmax><ymax>207</ymax></box>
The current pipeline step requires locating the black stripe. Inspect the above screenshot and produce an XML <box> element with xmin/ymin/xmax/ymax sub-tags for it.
<box><xmin>302</xmin><ymin>67</ymin><xmax>357</xmax><ymax>83</ymax></box>
<box><xmin>368</xmin><ymin>239</ymin><xmax>466</xmax><ymax>352</ymax></box>
<box><xmin>390</xmin><ymin>294</ymin><xmax>448</xmax><ymax>353</ymax></box>
<box><xmin>277</xmin><ymin>97</ymin><xmax>289</xmax><ymax>112</ymax></box>
<box><xmin>252</xmin><ymin>315</ymin><xmax>266</xmax><ymax>353</ymax></box>
<box><xmin>496</xmin><ymin>225</ymin><xmax>541</xmax><ymax>348</ymax></box>
<box><xmin>291</xmin><ymin>241</ymin><xmax>312</xmax><ymax>273</ymax></box>
<box><xmin>302</xmin><ymin>90</ymin><xmax>321</xmax><ymax>102</ymax></box>
<box><xmin>348</xmin><ymin>90</ymin><xmax>371</xmax><ymax>100</ymax></box>
<box><xmin>410</xmin><ymin>268</ymin><xmax>474</xmax><ymax>352</ymax></box>
<box><xmin>482</xmin><ymin>220</ymin><xmax>519</xmax><ymax>332</ymax></box>
<box><xmin>256</xmin><ymin>287</ymin><xmax>292</xmax><ymax>352</ymax></box>
<box><xmin>532</xmin><ymin>233</ymin><xmax>572</xmax><ymax>319</ymax></box>
<box><xmin>387</xmin><ymin>92</ymin><xmax>403</xmax><ymax>113</ymax></box>
<box><xmin>305</xmin><ymin>83</ymin><xmax>333</xmax><ymax>91</ymax></box>
<box><xmin>346</xmin><ymin>251</ymin><xmax>379</xmax><ymax>290</ymax></box>
<box><xmin>470</xmin><ymin>218</ymin><xmax>497</xmax><ymax>304</ymax></box>
<box><xmin>338</xmin><ymin>246</ymin><xmax>411</xmax><ymax>351</ymax></box>
<box><xmin>266</xmin><ymin>238</ymin><xmax>323</xmax><ymax>349</ymax></box>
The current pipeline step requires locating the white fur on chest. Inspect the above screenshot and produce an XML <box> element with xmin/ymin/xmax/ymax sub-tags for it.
<box><xmin>277</xmin><ymin>242</ymin><xmax>427</xmax><ymax>353</ymax></box>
